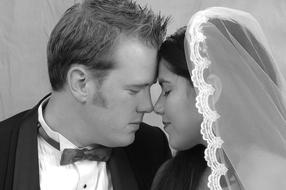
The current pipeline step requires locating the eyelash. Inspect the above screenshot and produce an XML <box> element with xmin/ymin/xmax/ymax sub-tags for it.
<box><xmin>163</xmin><ymin>90</ymin><xmax>171</xmax><ymax>96</ymax></box>
<box><xmin>128</xmin><ymin>89</ymin><xmax>140</xmax><ymax>95</ymax></box>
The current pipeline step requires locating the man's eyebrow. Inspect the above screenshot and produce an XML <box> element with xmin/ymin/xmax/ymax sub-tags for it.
<box><xmin>158</xmin><ymin>78</ymin><xmax>171</xmax><ymax>86</ymax></box>
<box><xmin>125</xmin><ymin>82</ymin><xmax>153</xmax><ymax>88</ymax></box>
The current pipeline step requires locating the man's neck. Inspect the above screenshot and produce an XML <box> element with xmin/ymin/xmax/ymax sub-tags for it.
<box><xmin>43</xmin><ymin>92</ymin><xmax>85</xmax><ymax>147</ymax></box>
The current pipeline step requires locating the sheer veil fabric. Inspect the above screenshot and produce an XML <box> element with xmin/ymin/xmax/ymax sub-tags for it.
<box><xmin>185</xmin><ymin>7</ymin><xmax>286</xmax><ymax>190</ymax></box>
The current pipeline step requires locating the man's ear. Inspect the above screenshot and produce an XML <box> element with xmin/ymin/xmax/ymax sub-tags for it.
<box><xmin>206</xmin><ymin>74</ymin><xmax>222</xmax><ymax>106</ymax></box>
<box><xmin>67</xmin><ymin>65</ymin><xmax>90</xmax><ymax>103</ymax></box>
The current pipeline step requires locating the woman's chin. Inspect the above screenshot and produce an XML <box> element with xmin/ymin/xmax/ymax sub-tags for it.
<box><xmin>169</xmin><ymin>140</ymin><xmax>198</xmax><ymax>151</ymax></box>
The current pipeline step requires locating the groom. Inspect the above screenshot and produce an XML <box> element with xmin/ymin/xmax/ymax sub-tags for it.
<box><xmin>0</xmin><ymin>0</ymin><xmax>171</xmax><ymax>189</ymax></box>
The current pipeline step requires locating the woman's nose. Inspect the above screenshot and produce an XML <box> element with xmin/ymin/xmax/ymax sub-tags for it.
<box><xmin>154</xmin><ymin>97</ymin><xmax>164</xmax><ymax>115</ymax></box>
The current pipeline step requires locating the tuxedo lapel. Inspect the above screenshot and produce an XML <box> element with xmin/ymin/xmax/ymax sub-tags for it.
<box><xmin>12</xmin><ymin>110</ymin><xmax>40</xmax><ymax>190</ymax></box>
<box><xmin>108</xmin><ymin>148</ymin><xmax>139</xmax><ymax>190</ymax></box>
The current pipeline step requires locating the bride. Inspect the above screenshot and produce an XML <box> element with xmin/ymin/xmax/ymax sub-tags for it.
<box><xmin>152</xmin><ymin>7</ymin><xmax>286</xmax><ymax>190</ymax></box>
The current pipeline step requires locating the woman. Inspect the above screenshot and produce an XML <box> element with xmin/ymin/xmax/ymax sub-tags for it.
<box><xmin>152</xmin><ymin>26</ymin><xmax>208</xmax><ymax>190</ymax></box>
<box><xmin>152</xmin><ymin>7</ymin><xmax>286</xmax><ymax>190</ymax></box>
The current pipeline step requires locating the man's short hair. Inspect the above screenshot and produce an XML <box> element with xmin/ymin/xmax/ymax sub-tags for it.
<box><xmin>47</xmin><ymin>0</ymin><xmax>169</xmax><ymax>91</ymax></box>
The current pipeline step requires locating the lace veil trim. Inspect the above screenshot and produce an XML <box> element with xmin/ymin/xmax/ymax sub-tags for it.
<box><xmin>185</xmin><ymin>10</ymin><xmax>228</xmax><ymax>190</ymax></box>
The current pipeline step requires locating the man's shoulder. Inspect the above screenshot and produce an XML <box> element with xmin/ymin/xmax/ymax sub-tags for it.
<box><xmin>0</xmin><ymin>94</ymin><xmax>49</xmax><ymax>134</ymax></box>
<box><xmin>0</xmin><ymin>110</ymin><xmax>31</xmax><ymax>133</ymax></box>
<box><xmin>0</xmin><ymin>109</ymin><xmax>33</xmax><ymax>169</ymax></box>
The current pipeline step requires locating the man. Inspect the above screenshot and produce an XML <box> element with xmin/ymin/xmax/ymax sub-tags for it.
<box><xmin>0</xmin><ymin>0</ymin><xmax>171</xmax><ymax>189</ymax></box>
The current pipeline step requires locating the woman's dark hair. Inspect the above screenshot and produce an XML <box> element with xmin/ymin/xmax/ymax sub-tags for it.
<box><xmin>152</xmin><ymin>144</ymin><xmax>206</xmax><ymax>190</ymax></box>
<box><xmin>159</xmin><ymin>20</ymin><xmax>278</xmax><ymax>85</ymax></box>
<box><xmin>154</xmin><ymin>27</ymin><xmax>206</xmax><ymax>190</ymax></box>
<box><xmin>158</xmin><ymin>26</ymin><xmax>193</xmax><ymax>85</ymax></box>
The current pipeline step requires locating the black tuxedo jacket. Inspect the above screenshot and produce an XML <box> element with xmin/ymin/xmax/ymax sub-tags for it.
<box><xmin>0</xmin><ymin>95</ymin><xmax>171</xmax><ymax>190</ymax></box>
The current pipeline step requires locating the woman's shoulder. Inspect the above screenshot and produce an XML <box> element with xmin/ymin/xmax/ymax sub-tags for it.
<box><xmin>151</xmin><ymin>159</ymin><xmax>173</xmax><ymax>190</ymax></box>
<box><xmin>151</xmin><ymin>146</ymin><xmax>207</xmax><ymax>190</ymax></box>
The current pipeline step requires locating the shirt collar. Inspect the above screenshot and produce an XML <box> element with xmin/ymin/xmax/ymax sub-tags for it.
<box><xmin>38</xmin><ymin>95</ymin><xmax>77</xmax><ymax>151</ymax></box>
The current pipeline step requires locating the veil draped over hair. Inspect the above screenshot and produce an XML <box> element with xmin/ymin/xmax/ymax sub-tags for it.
<box><xmin>185</xmin><ymin>7</ymin><xmax>286</xmax><ymax>190</ymax></box>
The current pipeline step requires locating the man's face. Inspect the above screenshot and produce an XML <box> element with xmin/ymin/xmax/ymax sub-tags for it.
<box><xmin>83</xmin><ymin>35</ymin><xmax>157</xmax><ymax>147</ymax></box>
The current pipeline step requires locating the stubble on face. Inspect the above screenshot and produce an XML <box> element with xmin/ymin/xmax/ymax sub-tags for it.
<box><xmin>92</xmin><ymin>88</ymin><xmax>108</xmax><ymax>108</ymax></box>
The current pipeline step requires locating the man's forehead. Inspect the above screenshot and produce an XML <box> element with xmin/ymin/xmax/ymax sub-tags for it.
<box><xmin>102</xmin><ymin>34</ymin><xmax>158</xmax><ymax>88</ymax></box>
<box><xmin>125</xmin><ymin>79</ymin><xmax>157</xmax><ymax>88</ymax></box>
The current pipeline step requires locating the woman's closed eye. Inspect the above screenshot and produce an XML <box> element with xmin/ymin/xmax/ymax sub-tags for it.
<box><xmin>163</xmin><ymin>90</ymin><xmax>171</xmax><ymax>96</ymax></box>
<box><xmin>128</xmin><ymin>89</ymin><xmax>140</xmax><ymax>95</ymax></box>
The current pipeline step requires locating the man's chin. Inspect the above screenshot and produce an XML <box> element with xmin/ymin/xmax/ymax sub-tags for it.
<box><xmin>127</xmin><ymin>123</ymin><xmax>140</xmax><ymax>131</ymax></box>
<box><xmin>109</xmin><ymin>133</ymin><xmax>136</xmax><ymax>147</ymax></box>
<box><xmin>121</xmin><ymin>133</ymin><xmax>136</xmax><ymax>146</ymax></box>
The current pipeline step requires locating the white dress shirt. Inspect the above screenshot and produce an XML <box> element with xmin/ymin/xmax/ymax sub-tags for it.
<box><xmin>37</xmin><ymin>97</ymin><xmax>113</xmax><ymax>190</ymax></box>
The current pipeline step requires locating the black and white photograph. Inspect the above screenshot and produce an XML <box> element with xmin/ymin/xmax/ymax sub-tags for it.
<box><xmin>1</xmin><ymin>0</ymin><xmax>286</xmax><ymax>189</ymax></box>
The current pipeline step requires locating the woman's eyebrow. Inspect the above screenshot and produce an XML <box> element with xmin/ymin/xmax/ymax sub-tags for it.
<box><xmin>158</xmin><ymin>78</ymin><xmax>171</xmax><ymax>86</ymax></box>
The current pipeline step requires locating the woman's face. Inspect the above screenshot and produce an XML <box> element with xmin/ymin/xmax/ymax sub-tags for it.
<box><xmin>154</xmin><ymin>58</ymin><xmax>203</xmax><ymax>151</ymax></box>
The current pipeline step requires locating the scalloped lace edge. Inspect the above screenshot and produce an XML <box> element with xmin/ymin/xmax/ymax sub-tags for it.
<box><xmin>186</xmin><ymin>11</ymin><xmax>228</xmax><ymax>190</ymax></box>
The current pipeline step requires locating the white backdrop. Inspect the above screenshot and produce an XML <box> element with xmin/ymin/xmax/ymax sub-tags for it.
<box><xmin>1</xmin><ymin>0</ymin><xmax>285</xmax><ymax>128</ymax></box>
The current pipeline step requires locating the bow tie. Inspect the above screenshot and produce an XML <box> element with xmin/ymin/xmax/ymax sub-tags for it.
<box><xmin>38</xmin><ymin>123</ymin><xmax>112</xmax><ymax>165</ymax></box>
<box><xmin>60</xmin><ymin>145</ymin><xmax>112</xmax><ymax>165</ymax></box>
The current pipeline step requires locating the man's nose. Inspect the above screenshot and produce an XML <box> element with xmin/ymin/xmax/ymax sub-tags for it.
<box><xmin>136</xmin><ymin>90</ymin><xmax>154</xmax><ymax>113</ymax></box>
